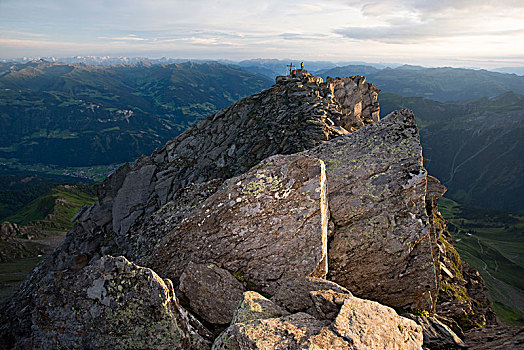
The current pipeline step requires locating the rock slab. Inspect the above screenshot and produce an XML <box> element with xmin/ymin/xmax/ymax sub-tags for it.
<box><xmin>308</xmin><ymin>109</ymin><xmax>438</xmax><ymax>311</ymax></box>
<box><xmin>148</xmin><ymin>154</ymin><xmax>328</xmax><ymax>296</ymax></box>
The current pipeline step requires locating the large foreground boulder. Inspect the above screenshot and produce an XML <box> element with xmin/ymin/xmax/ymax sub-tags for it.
<box><xmin>307</xmin><ymin>109</ymin><xmax>439</xmax><ymax>310</ymax></box>
<box><xmin>30</xmin><ymin>255</ymin><xmax>210</xmax><ymax>349</ymax></box>
<box><xmin>147</xmin><ymin>154</ymin><xmax>328</xmax><ymax>296</ymax></box>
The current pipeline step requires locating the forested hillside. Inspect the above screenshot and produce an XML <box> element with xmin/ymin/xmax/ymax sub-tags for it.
<box><xmin>0</xmin><ymin>60</ymin><xmax>272</xmax><ymax>167</ymax></box>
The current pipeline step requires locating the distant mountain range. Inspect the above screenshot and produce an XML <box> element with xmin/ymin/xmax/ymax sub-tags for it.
<box><xmin>0</xmin><ymin>60</ymin><xmax>272</xmax><ymax>167</ymax></box>
<box><xmin>318</xmin><ymin>65</ymin><xmax>524</xmax><ymax>102</ymax></box>
<box><xmin>493</xmin><ymin>67</ymin><xmax>524</xmax><ymax>76</ymax></box>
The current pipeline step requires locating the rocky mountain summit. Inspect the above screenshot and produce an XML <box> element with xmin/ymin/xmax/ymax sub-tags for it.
<box><xmin>1</xmin><ymin>71</ymin><xmax>521</xmax><ymax>349</ymax></box>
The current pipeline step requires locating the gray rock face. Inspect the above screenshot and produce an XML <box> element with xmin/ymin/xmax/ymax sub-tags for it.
<box><xmin>326</xmin><ymin>76</ymin><xmax>380</xmax><ymax>130</ymax></box>
<box><xmin>147</xmin><ymin>154</ymin><xmax>328</xmax><ymax>295</ymax></box>
<box><xmin>86</xmin><ymin>70</ymin><xmax>379</xmax><ymax>244</ymax></box>
<box><xmin>404</xmin><ymin>315</ymin><xmax>465</xmax><ymax>350</ymax></box>
<box><xmin>307</xmin><ymin>109</ymin><xmax>438</xmax><ymax>311</ymax></box>
<box><xmin>214</xmin><ymin>280</ymin><xmax>423</xmax><ymax>350</ymax></box>
<box><xmin>31</xmin><ymin>255</ymin><xmax>210</xmax><ymax>350</ymax></box>
<box><xmin>463</xmin><ymin>326</ymin><xmax>524</xmax><ymax>350</ymax></box>
<box><xmin>112</xmin><ymin>164</ymin><xmax>156</xmax><ymax>235</ymax></box>
<box><xmin>179</xmin><ymin>262</ymin><xmax>245</xmax><ymax>325</ymax></box>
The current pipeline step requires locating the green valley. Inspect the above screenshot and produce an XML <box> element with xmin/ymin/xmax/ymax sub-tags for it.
<box><xmin>3</xmin><ymin>184</ymin><xmax>96</xmax><ymax>228</ymax></box>
<box><xmin>438</xmin><ymin>197</ymin><xmax>524</xmax><ymax>325</ymax></box>
<box><xmin>0</xmin><ymin>184</ymin><xmax>96</xmax><ymax>301</ymax></box>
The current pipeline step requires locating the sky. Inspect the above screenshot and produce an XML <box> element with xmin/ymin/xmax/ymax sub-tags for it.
<box><xmin>1</xmin><ymin>0</ymin><xmax>524</xmax><ymax>69</ymax></box>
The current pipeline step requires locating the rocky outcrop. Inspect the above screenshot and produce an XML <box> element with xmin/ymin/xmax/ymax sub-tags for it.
<box><xmin>0</xmin><ymin>71</ymin><xmax>501</xmax><ymax>348</ymax></box>
<box><xmin>308</xmin><ymin>109</ymin><xmax>438</xmax><ymax>310</ymax></box>
<box><xmin>75</xmin><ymin>70</ymin><xmax>379</xmax><ymax>249</ymax></box>
<box><xmin>1</xmin><ymin>222</ymin><xmax>25</xmax><ymax>238</ymax></box>
<box><xmin>1</xmin><ymin>71</ymin><xmax>375</xmax><ymax>347</ymax></box>
<box><xmin>0</xmin><ymin>221</ymin><xmax>41</xmax><ymax>241</ymax></box>
<box><xmin>31</xmin><ymin>255</ymin><xmax>210</xmax><ymax>349</ymax></box>
<box><xmin>214</xmin><ymin>280</ymin><xmax>423</xmax><ymax>349</ymax></box>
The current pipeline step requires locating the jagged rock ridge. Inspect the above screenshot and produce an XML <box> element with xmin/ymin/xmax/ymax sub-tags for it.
<box><xmin>0</xmin><ymin>71</ymin><xmax>505</xmax><ymax>349</ymax></box>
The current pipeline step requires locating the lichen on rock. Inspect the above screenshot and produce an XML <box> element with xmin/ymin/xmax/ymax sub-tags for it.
<box><xmin>214</xmin><ymin>279</ymin><xmax>424</xmax><ymax>350</ymax></box>
<box><xmin>307</xmin><ymin>109</ymin><xmax>439</xmax><ymax>311</ymax></box>
<box><xmin>31</xmin><ymin>255</ymin><xmax>210</xmax><ymax>349</ymax></box>
<box><xmin>147</xmin><ymin>153</ymin><xmax>329</xmax><ymax>296</ymax></box>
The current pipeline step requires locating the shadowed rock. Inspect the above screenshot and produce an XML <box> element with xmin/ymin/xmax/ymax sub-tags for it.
<box><xmin>405</xmin><ymin>314</ymin><xmax>465</xmax><ymax>349</ymax></box>
<box><xmin>179</xmin><ymin>262</ymin><xmax>245</xmax><ymax>325</ymax></box>
<box><xmin>463</xmin><ymin>325</ymin><xmax>524</xmax><ymax>350</ymax></box>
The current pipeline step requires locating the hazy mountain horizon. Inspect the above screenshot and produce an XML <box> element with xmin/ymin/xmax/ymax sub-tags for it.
<box><xmin>2</xmin><ymin>56</ymin><xmax>522</xmax><ymax>76</ymax></box>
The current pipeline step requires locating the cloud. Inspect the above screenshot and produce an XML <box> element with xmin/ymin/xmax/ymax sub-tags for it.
<box><xmin>333</xmin><ymin>0</ymin><xmax>524</xmax><ymax>43</ymax></box>
<box><xmin>279</xmin><ymin>33</ymin><xmax>330</xmax><ymax>41</ymax></box>
<box><xmin>0</xmin><ymin>0</ymin><xmax>523</xmax><ymax>68</ymax></box>
<box><xmin>98</xmin><ymin>36</ymin><xmax>148</xmax><ymax>41</ymax></box>
<box><xmin>335</xmin><ymin>24</ymin><xmax>524</xmax><ymax>44</ymax></box>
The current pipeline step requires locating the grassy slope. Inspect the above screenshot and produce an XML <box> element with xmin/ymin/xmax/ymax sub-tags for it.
<box><xmin>4</xmin><ymin>184</ymin><xmax>96</xmax><ymax>229</ymax></box>
<box><xmin>0</xmin><ymin>184</ymin><xmax>97</xmax><ymax>301</ymax></box>
<box><xmin>0</xmin><ymin>172</ymin><xmax>92</xmax><ymax>221</ymax></box>
<box><xmin>438</xmin><ymin>197</ymin><xmax>524</xmax><ymax>325</ymax></box>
